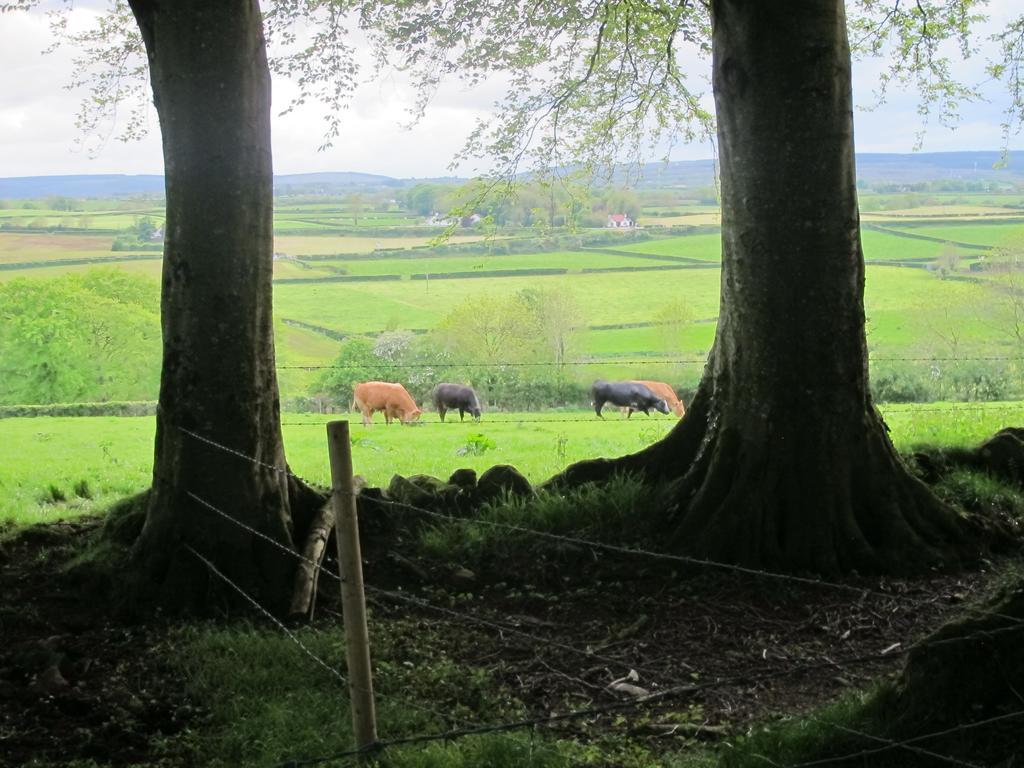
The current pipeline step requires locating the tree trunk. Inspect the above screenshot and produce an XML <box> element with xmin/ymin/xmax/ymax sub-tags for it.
<box><xmin>549</xmin><ymin>0</ymin><xmax>973</xmax><ymax>575</ymax></box>
<box><xmin>126</xmin><ymin>0</ymin><xmax>296</xmax><ymax>613</ymax></box>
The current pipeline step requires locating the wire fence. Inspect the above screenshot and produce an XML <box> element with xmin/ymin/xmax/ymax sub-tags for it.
<box><xmin>277</xmin><ymin>354</ymin><xmax>1024</xmax><ymax>371</ymax></box>
<box><xmin>175</xmin><ymin>423</ymin><xmax>1024</xmax><ymax>767</ymax></box>
<box><xmin>278</xmin><ymin>402</ymin><xmax>1024</xmax><ymax>428</ymax></box>
<box><xmin>186</xmin><ymin>482</ymin><xmax>1024</xmax><ymax>767</ymax></box>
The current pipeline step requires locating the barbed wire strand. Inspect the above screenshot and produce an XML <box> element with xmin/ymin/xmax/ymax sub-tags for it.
<box><xmin>789</xmin><ymin>709</ymin><xmax>1024</xmax><ymax>768</ymax></box>
<box><xmin>185</xmin><ymin>491</ymin><xmax>475</xmax><ymax>730</ymax></box>
<box><xmin>364</xmin><ymin>583</ymin><xmax>685</xmax><ymax>683</ymax></box>
<box><xmin>177</xmin><ymin>426</ymin><xmax>295</xmax><ymax>478</ymax></box>
<box><xmin>191</xmin><ymin>487</ymin><xmax>1024</xmax><ymax>688</ymax></box>
<box><xmin>278</xmin><ymin>653</ymin><xmax>1024</xmax><ymax>768</ymax></box>
<box><xmin>184</xmin><ymin>544</ymin><xmax>347</xmax><ymax>686</ymax></box>
<box><xmin>278</xmin><ymin>354</ymin><xmax>1024</xmax><ymax>371</ymax></box>
<box><xmin>801</xmin><ymin>715</ymin><xmax>985</xmax><ymax>768</ymax></box>
<box><xmin>178</xmin><ymin>422</ymin><xmax>1024</xmax><ymax>631</ymax></box>
<box><xmin>189</xmin><ymin>486</ymin><xmax>705</xmax><ymax>694</ymax></box>
<box><xmin>368</xmin><ymin>495</ymin><xmax>1024</xmax><ymax>629</ymax></box>
<box><xmin>279</xmin><ymin>403</ymin><xmax>1024</xmax><ymax>427</ymax></box>
<box><xmin>182</xmin><ymin>481</ymin><xmax>1024</xmax><ymax>768</ymax></box>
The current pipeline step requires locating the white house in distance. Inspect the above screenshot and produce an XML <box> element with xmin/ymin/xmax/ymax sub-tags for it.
<box><xmin>606</xmin><ymin>213</ymin><xmax>634</xmax><ymax>228</ymax></box>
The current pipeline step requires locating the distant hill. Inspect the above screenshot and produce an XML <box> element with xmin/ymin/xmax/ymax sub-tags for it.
<box><xmin>0</xmin><ymin>171</ymin><xmax>464</xmax><ymax>199</ymax></box>
<box><xmin>630</xmin><ymin>151</ymin><xmax>1023</xmax><ymax>188</ymax></box>
<box><xmin>0</xmin><ymin>174</ymin><xmax>165</xmax><ymax>199</ymax></box>
<box><xmin>0</xmin><ymin>152</ymin><xmax>1020</xmax><ymax>198</ymax></box>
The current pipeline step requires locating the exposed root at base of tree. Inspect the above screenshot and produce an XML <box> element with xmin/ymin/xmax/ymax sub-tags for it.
<box><xmin>547</xmin><ymin>390</ymin><xmax>1009</xmax><ymax>576</ymax></box>
<box><xmin>100</xmin><ymin>473</ymin><xmax>330</xmax><ymax>619</ymax></box>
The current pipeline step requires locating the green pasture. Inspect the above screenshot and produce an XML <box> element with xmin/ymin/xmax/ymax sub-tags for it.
<box><xmin>273</xmin><ymin>214</ymin><xmax>421</xmax><ymax>232</ymax></box>
<box><xmin>598</xmin><ymin>228</ymin><xmax>982</xmax><ymax>264</ymax></box>
<box><xmin>577</xmin><ymin>322</ymin><xmax>717</xmax><ymax>359</ymax></box>
<box><xmin>608</xmin><ymin>233</ymin><xmax>723</xmax><ymax>260</ymax></box>
<box><xmin>274</xmin><ymin>321</ymin><xmax>340</xmax><ymax>395</ymax></box>
<box><xmin>0</xmin><ymin>232</ymin><xmax>121</xmax><ymax>265</ymax></box>
<box><xmin>4</xmin><ymin>402</ymin><xmax>1023</xmax><ymax>528</ymax></box>
<box><xmin>861</xmin><ymin>229</ymin><xmax>952</xmax><ymax>261</ymax></box>
<box><xmin>302</xmin><ymin>249</ymin><xmax>675</xmax><ymax>277</ymax></box>
<box><xmin>273</xmin><ymin>261</ymin><xmax>997</xmax><ymax>359</ymax></box>
<box><xmin>879</xmin><ymin>222</ymin><xmax>1024</xmax><ymax>247</ymax></box>
<box><xmin>273</xmin><ymin>268</ymin><xmax>727</xmax><ymax>335</ymax></box>
<box><xmin>0</xmin><ymin>258</ymin><xmax>164</xmax><ymax>282</ymax></box>
<box><xmin>272</xmin><ymin>233</ymin><xmax>487</xmax><ymax>256</ymax></box>
<box><xmin>0</xmin><ymin>208</ymin><xmax>164</xmax><ymax>230</ymax></box>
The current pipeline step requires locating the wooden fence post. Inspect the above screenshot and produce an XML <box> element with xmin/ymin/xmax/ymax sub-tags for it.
<box><xmin>327</xmin><ymin>420</ymin><xmax>378</xmax><ymax>754</ymax></box>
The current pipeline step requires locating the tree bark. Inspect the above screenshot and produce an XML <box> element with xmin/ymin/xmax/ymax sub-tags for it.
<box><xmin>549</xmin><ymin>0</ymin><xmax>974</xmax><ymax>575</ymax></box>
<box><xmin>126</xmin><ymin>0</ymin><xmax>296</xmax><ymax>612</ymax></box>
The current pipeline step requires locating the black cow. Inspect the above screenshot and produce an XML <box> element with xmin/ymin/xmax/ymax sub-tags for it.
<box><xmin>433</xmin><ymin>383</ymin><xmax>483</xmax><ymax>422</ymax></box>
<box><xmin>591</xmin><ymin>380</ymin><xmax>669</xmax><ymax>418</ymax></box>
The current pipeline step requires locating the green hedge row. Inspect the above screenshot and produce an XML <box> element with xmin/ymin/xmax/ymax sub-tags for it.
<box><xmin>581</xmin><ymin>264</ymin><xmax>714</xmax><ymax>274</ymax></box>
<box><xmin>862</xmin><ymin>223</ymin><xmax>993</xmax><ymax>251</ymax></box>
<box><xmin>410</xmin><ymin>267</ymin><xmax>569</xmax><ymax>280</ymax></box>
<box><xmin>0</xmin><ymin>254</ymin><xmax>163</xmax><ymax>272</ymax></box>
<box><xmin>0</xmin><ymin>401</ymin><xmax>158</xmax><ymax>418</ymax></box>
<box><xmin>111</xmin><ymin>238</ymin><xmax>164</xmax><ymax>252</ymax></box>
<box><xmin>275</xmin><ymin>273</ymin><xmax>402</xmax><ymax>284</ymax></box>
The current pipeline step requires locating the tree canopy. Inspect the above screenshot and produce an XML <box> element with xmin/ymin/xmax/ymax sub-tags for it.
<box><xmin>6</xmin><ymin>1</ymin><xmax>1020</xmax><ymax>181</ymax></box>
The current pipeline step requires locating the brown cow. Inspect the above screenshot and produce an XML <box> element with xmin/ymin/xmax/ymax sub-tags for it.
<box><xmin>626</xmin><ymin>380</ymin><xmax>685</xmax><ymax>418</ymax></box>
<box><xmin>352</xmin><ymin>382</ymin><xmax>422</xmax><ymax>425</ymax></box>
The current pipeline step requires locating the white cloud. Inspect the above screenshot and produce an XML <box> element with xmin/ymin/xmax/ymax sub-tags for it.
<box><xmin>0</xmin><ymin>4</ymin><xmax>1019</xmax><ymax>179</ymax></box>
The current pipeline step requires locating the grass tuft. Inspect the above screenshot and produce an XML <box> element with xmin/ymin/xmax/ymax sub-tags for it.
<box><xmin>418</xmin><ymin>474</ymin><xmax>670</xmax><ymax>578</ymax></box>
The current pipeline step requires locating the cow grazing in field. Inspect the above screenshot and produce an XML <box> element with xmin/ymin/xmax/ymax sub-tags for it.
<box><xmin>433</xmin><ymin>383</ymin><xmax>483</xmax><ymax>422</ymax></box>
<box><xmin>626</xmin><ymin>380</ymin><xmax>685</xmax><ymax>418</ymax></box>
<box><xmin>352</xmin><ymin>381</ymin><xmax>422</xmax><ymax>425</ymax></box>
<box><xmin>591</xmin><ymin>380</ymin><xmax>670</xmax><ymax>418</ymax></box>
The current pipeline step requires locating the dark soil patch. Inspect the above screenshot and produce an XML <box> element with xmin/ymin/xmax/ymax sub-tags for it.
<box><xmin>353</xmin><ymin>546</ymin><xmax>1014</xmax><ymax>751</ymax></box>
<box><xmin>0</xmin><ymin>519</ymin><xmax>199</xmax><ymax>768</ymax></box>
<box><xmin>1</xmin><ymin>517</ymin><xmax>1016</xmax><ymax>766</ymax></box>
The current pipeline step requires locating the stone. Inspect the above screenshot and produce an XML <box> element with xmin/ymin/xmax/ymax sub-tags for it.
<box><xmin>477</xmin><ymin>464</ymin><xmax>534</xmax><ymax>504</ymax></box>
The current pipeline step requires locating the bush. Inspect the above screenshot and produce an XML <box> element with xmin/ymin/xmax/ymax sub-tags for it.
<box><xmin>870</xmin><ymin>359</ymin><xmax>1021</xmax><ymax>403</ymax></box>
<box><xmin>870</xmin><ymin>362</ymin><xmax>935</xmax><ymax>403</ymax></box>
<box><xmin>0</xmin><ymin>401</ymin><xmax>157</xmax><ymax>418</ymax></box>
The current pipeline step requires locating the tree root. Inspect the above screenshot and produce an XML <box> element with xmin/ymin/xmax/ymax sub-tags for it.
<box><xmin>543</xmin><ymin>388</ymin><xmax>987</xmax><ymax>576</ymax></box>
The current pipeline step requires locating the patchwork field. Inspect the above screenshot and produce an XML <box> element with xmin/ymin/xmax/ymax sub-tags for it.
<box><xmin>3</xmin><ymin>191</ymin><xmax>1024</xmax><ymax>411</ymax></box>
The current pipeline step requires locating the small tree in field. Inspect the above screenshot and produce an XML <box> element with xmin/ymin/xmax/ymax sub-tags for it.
<box><xmin>517</xmin><ymin>288</ymin><xmax>583</xmax><ymax>369</ymax></box>
<box><xmin>652</xmin><ymin>299</ymin><xmax>694</xmax><ymax>358</ymax></box>
<box><xmin>934</xmin><ymin>241</ymin><xmax>961</xmax><ymax>277</ymax></box>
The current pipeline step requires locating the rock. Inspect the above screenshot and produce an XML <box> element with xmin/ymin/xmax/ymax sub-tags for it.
<box><xmin>387</xmin><ymin>551</ymin><xmax>428</xmax><ymax>581</ymax></box>
<box><xmin>29</xmin><ymin>664</ymin><xmax>68</xmax><ymax>696</ymax></box>
<box><xmin>450</xmin><ymin>566</ymin><xmax>477</xmax><ymax>588</ymax></box>
<box><xmin>978</xmin><ymin>429</ymin><xmax>1024</xmax><ymax>484</ymax></box>
<box><xmin>477</xmin><ymin>465</ymin><xmax>534</xmax><ymax>504</ymax></box>
<box><xmin>448</xmin><ymin>468</ymin><xmax>478</xmax><ymax>489</ymax></box>
<box><xmin>386</xmin><ymin>474</ymin><xmax>461</xmax><ymax>511</ymax></box>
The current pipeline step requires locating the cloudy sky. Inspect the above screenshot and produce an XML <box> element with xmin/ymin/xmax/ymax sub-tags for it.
<box><xmin>0</xmin><ymin>4</ymin><xmax>1019</xmax><ymax>179</ymax></box>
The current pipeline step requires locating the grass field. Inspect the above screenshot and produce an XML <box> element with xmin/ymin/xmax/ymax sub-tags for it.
<box><xmin>4</xmin><ymin>402</ymin><xmax>1023</xmax><ymax>527</ymax></box>
<box><xmin>2</xmin><ymin>202</ymin><xmax>1023</xmax><ymax>407</ymax></box>
<box><xmin>0</xmin><ymin>232</ymin><xmax>121</xmax><ymax>264</ymax></box>
<box><xmin>302</xmin><ymin>249</ymin><xmax>674</xmax><ymax>276</ymax></box>
<box><xmin>273</xmin><ymin>234</ymin><xmax>487</xmax><ymax>255</ymax></box>
<box><xmin>3</xmin><ymin>226</ymin><xmax>1006</xmax><ymax>397</ymax></box>
<box><xmin>273</xmin><ymin>267</ymin><xmax>728</xmax><ymax>335</ymax></box>
<box><xmin>880</xmin><ymin>223</ymin><xmax>1024</xmax><ymax>247</ymax></box>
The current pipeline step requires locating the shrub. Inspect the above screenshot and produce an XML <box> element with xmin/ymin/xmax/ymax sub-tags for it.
<box><xmin>0</xmin><ymin>401</ymin><xmax>158</xmax><ymax>418</ymax></box>
<box><xmin>870</xmin><ymin>362</ymin><xmax>935</xmax><ymax>403</ymax></box>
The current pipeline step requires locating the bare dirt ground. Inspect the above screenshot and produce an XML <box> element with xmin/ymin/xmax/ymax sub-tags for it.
<box><xmin>0</xmin><ymin>517</ymin><xmax>1007</xmax><ymax>766</ymax></box>
<box><xmin>0</xmin><ymin>521</ymin><xmax>196</xmax><ymax>768</ymax></box>
<box><xmin>365</xmin><ymin>552</ymin><xmax>1005</xmax><ymax>744</ymax></box>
